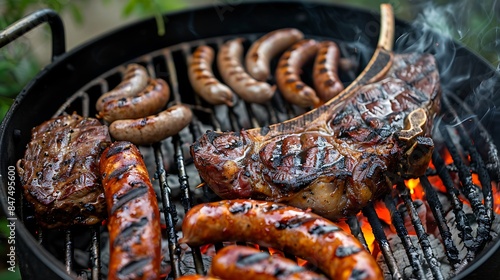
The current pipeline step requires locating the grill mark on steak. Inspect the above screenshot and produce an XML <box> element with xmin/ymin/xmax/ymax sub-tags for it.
<box><xmin>191</xmin><ymin>52</ymin><xmax>441</xmax><ymax>220</ymax></box>
<box><xmin>16</xmin><ymin>113</ymin><xmax>111</xmax><ymax>229</ymax></box>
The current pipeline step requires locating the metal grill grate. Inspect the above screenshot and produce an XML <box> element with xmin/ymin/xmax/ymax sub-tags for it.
<box><xmin>24</xmin><ymin>33</ymin><xmax>499</xmax><ymax>280</ymax></box>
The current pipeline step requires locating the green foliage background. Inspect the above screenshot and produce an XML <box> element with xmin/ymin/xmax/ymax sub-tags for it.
<box><xmin>0</xmin><ymin>0</ymin><xmax>498</xmax><ymax>122</ymax></box>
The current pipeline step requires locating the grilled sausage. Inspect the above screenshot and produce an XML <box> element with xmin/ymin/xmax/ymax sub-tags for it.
<box><xmin>209</xmin><ymin>245</ymin><xmax>328</xmax><ymax>280</ymax></box>
<box><xmin>245</xmin><ymin>28</ymin><xmax>304</xmax><ymax>81</ymax></box>
<box><xmin>275</xmin><ymin>39</ymin><xmax>321</xmax><ymax>108</ymax></box>
<box><xmin>109</xmin><ymin>104</ymin><xmax>192</xmax><ymax>145</ymax></box>
<box><xmin>313</xmin><ymin>41</ymin><xmax>344</xmax><ymax>102</ymax></box>
<box><xmin>99</xmin><ymin>141</ymin><xmax>161</xmax><ymax>280</ymax></box>
<box><xmin>96</xmin><ymin>63</ymin><xmax>149</xmax><ymax>111</ymax></box>
<box><xmin>188</xmin><ymin>45</ymin><xmax>234</xmax><ymax>106</ymax></box>
<box><xmin>176</xmin><ymin>276</ymin><xmax>221</xmax><ymax>280</ymax></box>
<box><xmin>217</xmin><ymin>38</ymin><xmax>276</xmax><ymax>104</ymax></box>
<box><xmin>180</xmin><ymin>200</ymin><xmax>383</xmax><ymax>280</ymax></box>
<box><xmin>98</xmin><ymin>78</ymin><xmax>170</xmax><ymax>123</ymax></box>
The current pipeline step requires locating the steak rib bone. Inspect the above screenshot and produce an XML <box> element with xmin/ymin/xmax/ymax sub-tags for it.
<box><xmin>190</xmin><ymin>4</ymin><xmax>441</xmax><ymax>220</ymax></box>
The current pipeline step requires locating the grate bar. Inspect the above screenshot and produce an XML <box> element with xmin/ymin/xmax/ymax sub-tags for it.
<box><xmin>419</xmin><ymin>176</ymin><xmax>461</xmax><ymax>268</ymax></box>
<box><xmin>442</xmin><ymin>95</ymin><xmax>494</xmax><ymax>251</ymax></box>
<box><xmin>173</xmin><ymin>135</ymin><xmax>205</xmax><ymax>275</ymax></box>
<box><xmin>65</xmin><ymin>229</ymin><xmax>73</xmax><ymax>274</ymax></box>
<box><xmin>438</xmin><ymin>122</ymin><xmax>490</xmax><ymax>254</ymax></box>
<box><xmin>153</xmin><ymin>143</ymin><xmax>182</xmax><ymax>279</ymax></box>
<box><xmin>164</xmin><ymin>49</ymin><xmax>182</xmax><ymax>104</ymax></box>
<box><xmin>362</xmin><ymin>203</ymin><xmax>403</xmax><ymax>280</ymax></box>
<box><xmin>397</xmin><ymin>181</ymin><xmax>444</xmax><ymax>280</ymax></box>
<box><xmin>432</xmin><ymin>150</ymin><xmax>475</xmax><ymax>262</ymax></box>
<box><xmin>446</xmin><ymin>91</ymin><xmax>500</xmax><ymax>182</ymax></box>
<box><xmin>384</xmin><ymin>195</ymin><xmax>427</xmax><ymax>280</ymax></box>
<box><xmin>90</xmin><ymin>225</ymin><xmax>101</xmax><ymax>280</ymax></box>
<box><xmin>346</xmin><ymin>216</ymin><xmax>370</xmax><ymax>253</ymax></box>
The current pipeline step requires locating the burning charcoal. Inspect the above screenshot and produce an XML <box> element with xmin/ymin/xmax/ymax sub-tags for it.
<box><xmin>398</xmin><ymin>200</ymin><xmax>429</xmax><ymax>234</ymax></box>
<box><xmin>376</xmin><ymin>234</ymin><xmax>453</xmax><ymax>279</ymax></box>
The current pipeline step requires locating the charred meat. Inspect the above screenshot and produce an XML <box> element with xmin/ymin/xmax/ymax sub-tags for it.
<box><xmin>191</xmin><ymin>52</ymin><xmax>441</xmax><ymax>220</ymax></box>
<box><xmin>16</xmin><ymin>113</ymin><xmax>111</xmax><ymax>229</ymax></box>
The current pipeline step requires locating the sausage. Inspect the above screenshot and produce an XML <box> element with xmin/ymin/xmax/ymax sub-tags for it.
<box><xmin>209</xmin><ymin>245</ymin><xmax>328</xmax><ymax>280</ymax></box>
<box><xmin>313</xmin><ymin>41</ymin><xmax>344</xmax><ymax>102</ymax></box>
<box><xmin>180</xmin><ymin>200</ymin><xmax>382</xmax><ymax>280</ymax></box>
<box><xmin>99</xmin><ymin>141</ymin><xmax>161</xmax><ymax>280</ymax></box>
<box><xmin>96</xmin><ymin>63</ymin><xmax>149</xmax><ymax>111</ymax></box>
<box><xmin>217</xmin><ymin>38</ymin><xmax>276</xmax><ymax>104</ymax></box>
<box><xmin>109</xmin><ymin>104</ymin><xmax>193</xmax><ymax>145</ymax></box>
<box><xmin>176</xmin><ymin>276</ymin><xmax>221</xmax><ymax>280</ymax></box>
<box><xmin>98</xmin><ymin>78</ymin><xmax>170</xmax><ymax>123</ymax></box>
<box><xmin>245</xmin><ymin>28</ymin><xmax>304</xmax><ymax>81</ymax></box>
<box><xmin>188</xmin><ymin>45</ymin><xmax>234</xmax><ymax>106</ymax></box>
<box><xmin>275</xmin><ymin>39</ymin><xmax>321</xmax><ymax>108</ymax></box>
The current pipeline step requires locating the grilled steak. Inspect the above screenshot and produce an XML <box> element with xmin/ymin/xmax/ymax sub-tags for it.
<box><xmin>191</xmin><ymin>52</ymin><xmax>441</xmax><ymax>220</ymax></box>
<box><xmin>16</xmin><ymin>113</ymin><xmax>111</xmax><ymax>229</ymax></box>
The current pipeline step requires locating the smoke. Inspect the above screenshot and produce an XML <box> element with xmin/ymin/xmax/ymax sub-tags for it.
<box><xmin>392</xmin><ymin>0</ymin><xmax>500</xmax><ymax>149</ymax></box>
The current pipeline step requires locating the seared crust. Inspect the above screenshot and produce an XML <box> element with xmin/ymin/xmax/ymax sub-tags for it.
<box><xmin>191</xmin><ymin>53</ymin><xmax>441</xmax><ymax>220</ymax></box>
<box><xmin>16</xmin><ymin>113</ymin><xmax>110</xmax><ymax>229</ymax></box>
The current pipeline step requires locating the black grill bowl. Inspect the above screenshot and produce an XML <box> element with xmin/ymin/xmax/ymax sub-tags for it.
<box><xmin>1</xmin><ymin>1</ymin><xmax>499</xmax><ymax>279</ymax></box>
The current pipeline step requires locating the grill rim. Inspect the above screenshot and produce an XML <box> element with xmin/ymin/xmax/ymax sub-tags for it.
<box><xmin>1</xmin><ymin>1</ymin><xmax>500</xmax><ymax>279</ymax></box>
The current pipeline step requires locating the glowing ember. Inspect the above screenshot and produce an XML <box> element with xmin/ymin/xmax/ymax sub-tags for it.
<box><xmin>406</xmin><ymin>178</ymin><xmax>425</xmax><ymax>200</ymax></box>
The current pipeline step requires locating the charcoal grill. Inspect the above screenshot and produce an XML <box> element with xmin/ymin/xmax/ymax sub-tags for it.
<box><xmin>1</xmin><ymin>1</ymin><xmax>500</xmax><ymax>279</ymax></box>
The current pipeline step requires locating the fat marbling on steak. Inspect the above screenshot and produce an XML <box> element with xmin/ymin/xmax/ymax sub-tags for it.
<box><xmin>17</xmin><ymin>113</ymin><xmax>111</xmax><ymax>228</ymax></box>
<box><xmin>191</xmin><ymin>52</ymin><xmax>441</xmax><ymax>220</ymax></box>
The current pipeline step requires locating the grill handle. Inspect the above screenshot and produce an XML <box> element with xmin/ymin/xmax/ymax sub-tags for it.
<box><xmin>0</xmin><ymin>8</ymin><xmax>65</xmax><ymax>61</ymax></box>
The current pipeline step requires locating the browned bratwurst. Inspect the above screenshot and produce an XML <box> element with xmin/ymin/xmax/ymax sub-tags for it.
<box><xmin>181</xmin><ymin>200</ymin><xmax>383</xmax><ymax>280</ymax></box>
<box><xmin>245</xmin><ymin>28</ymin><xmax>304</xmax><ymax>81</ymax></box>
<box><xmin>188</xmin><ymin>45</ymin><xmax>234</xmax><ymax>106</ymax></box>
<box><xmin>275</xmin><ymin>39</ymin><xmax>321</xmax><ymax>108</ymax></box>
<box><xmin>176</xmin><ymin>276</ymin><xmax>221</xmax><ymax>280</ymax></box>
<box><xmin>96</xmin><ymin>63</ymin><xmax>149</xmax><ymax>112</ymax></box>
<box><xmin>109</xmin><ymin>104</ymin><xmax>193</xmax><ymax>145</ymax></box>
<box><xmin>217</xmin><ymin>38</ymin><xmax>275</xmax><ymax>104</ymax></box>
<box><xmin>99</xmin><ymin>141</ymin><xmax>161</xmax><ymax>280</ymax></box>
<box><xmin>209</xmin><ymin>245</ymin><xmax>328</xmax><ymax>280</ymax></box>
<box><xmin>313</xmin><ymin>41</ymin><xmax>344</xmax><ymax>102</ymax></box>
<box><xmin>99</xmin><ymin>78</ymin><xmax>170</xmax><ymax>123</ymax></box>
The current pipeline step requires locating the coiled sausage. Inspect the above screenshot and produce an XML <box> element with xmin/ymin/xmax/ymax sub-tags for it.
<box><xmin>275</xmin><ymin>39</ymin><xmax>321</xmax><ymax>108</ymax></box>
<box><xmin>109</xmin><ymin>104</ymin><xmax>193</xmax><ymax>145</ymax></box>
<box><xmin>313</xmin><ymin>41</ymin><xmax>344</xmax><ymax>102</ymax></box>
<box><xmin>217</xmin><ymin>38</ymin><xmax>275</xmax><ymax>103</ymax></box>
<box><xmin>245</xmin><ymin>28</ymin><xmax>304</xmax><ymax>81</ymax></box>
<box><xmin>188</xmin><ymin>45</ymin><xmax>234</xmax><ymax>106</ymax></box>
<box><xmin>96</xmin><ymin>63</ymin><xmax>149</xmax><ymax>112</ymax></box>
<box><xmin>99</xmin><ymin>78</ymin><xmax>170</xmax><ymax>123</ymax></box>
